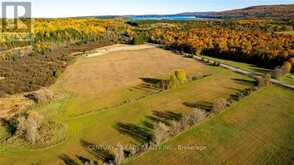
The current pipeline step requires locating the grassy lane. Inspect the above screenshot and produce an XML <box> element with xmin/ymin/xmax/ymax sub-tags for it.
<box><xmin>203</xmin><ymin>56</ymin><xmax>294</xmax><ymax>86</ymax></box>
<box><xmin>127</xmin><ymin>86</ymin><xmax>294</xmax><ymax>165</ymax></box>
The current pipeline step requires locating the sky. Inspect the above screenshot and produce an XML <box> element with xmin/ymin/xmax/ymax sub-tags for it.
<box><xmin>1</xmin><ymin>0</ymin><xmax>294</xmax><ymax>18</ymax></box>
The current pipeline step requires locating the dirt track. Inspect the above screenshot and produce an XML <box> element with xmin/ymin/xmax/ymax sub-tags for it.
<box><xmin>192</xmin><ymin>55</ymin><xmax>294</xmax><ymax>90</ymax></box>
<box><xmin>83</xmin><ymin>44</ymin><xmax>158</xmax><ymax>57</ymax></box>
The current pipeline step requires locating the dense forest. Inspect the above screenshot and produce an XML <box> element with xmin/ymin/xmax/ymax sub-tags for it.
<box><xmin>0</xmin><ymin>19</ymin><xmax>128</xmax><ymax>52</ymax></box>
<box><xmin>137</xmin><ymin>20</ymin><xmax>294</xmax><ymax>67</ymax></box>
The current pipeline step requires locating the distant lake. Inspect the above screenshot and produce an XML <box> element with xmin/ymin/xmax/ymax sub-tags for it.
<box><xmin>130</xmin><ymin>15</ymin><xmax>204</xmax><ymax>20</ymax></box>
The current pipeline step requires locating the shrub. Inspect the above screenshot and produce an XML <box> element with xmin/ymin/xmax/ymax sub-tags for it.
<box><xmin>169</xmin><ymin>121</ymin><xmax>183</xmax><ymax>136</ymax></box>
<box><xmin>167</xmin><ymin>70</ymin><xmax>188</xmax><ymax>89</ymax></box>
<box><xmin>181</xmin><ymin>110</ymin><xmax>207</xmax><ymax>127</ymax></box>
<box><xmin>6</xmin><ymin>118</ymin><xmax>19</xmax><ymax>135</ymax></box>
<box><xmin>255</xmin><ymin>76</ymin><xmax>264</xmax><ymax>87</ymax></box>
<box><xmin>256</xmin><ymin>74</ymin><xmax>272</xmax><ymax>87</ymax></box>
<box><xmin>272</xmin><ymin>62</ymin><xmax>292</xmax><ymax>79</ymax></box>
<box><xmin>213</xmin><ymin>61</ymin><xmax>221</xmax><ymax>66</ymax></box>
<box><xmin>16</xmin><ymin>116</ymin><xmax>26</xmax><ymax>136</ymax></box>
<box><xmin>229</xmin><ymin>87</ymin><xmax>256</xmax><ymax>102</ymax></box>
<box><xmin>13</xmin><ymin>112</ymin><xmax>43</xmax><ymax>144</ymax></box>
<box><xmin>264</xmin><ymin>73</ymin><xmax>272</xmax><ymax>84</ymax></box>
<box><xmin>25</xmin><ymin>88</ymin><xmax>54</xmax><ymax>103</ymax></box>
<box><xmin>152</xmin><ymin>122</ymin><xmax>170</xmax><ymax>145</ymax></box>
<box><xmin>25</xmin><ymin>113</ymin><xmax>42</xmax><ymax>144</ymax></box>
<box><xmin>281</xmin><ymin>61</ymin><xmax>292</xmax><ymax>74</ymax></box>
<box><xmin>167</xmin><ymin>73</ymin><xmax>180</xmax><ymax>89</ymax></box>
<box><xmin>131</xmin><ymin>35</ymin><xmax>145</xmax><ymax>45</ymax></box>
<box><xmin>189</xmin><ymin>110</ymin><xmax>206</xmax><ymax>123</ymax></box>
<box><xmin>53</xmin><ymin>69</ymin><xmax>62</xmax><ymax>78</ymax></box>
<box><xmin>212</xmin><ymin>98</ymin><xmax>228</xmax><ymax>113</ymax></box>
<box><xmin>175</xmin><ymin>69</ymin><xmax>187</xmax><ymax>83</ymax></box>
<box><xmin>7</xmin><ymin>51</ymin><xmax>21</xmax><ymax>61</ymax></box>
<box><xmin>159</xmin><ymin>80</ymin><xmax>169</xmax><ymax>90</ymax></box>
<box><xmin>112</xmin><ymin>143</ymin><xmax>125</xmax><ymax>165</ymax></box>
<box><xmin>271</xmin><ymin>68</ymin><xmax>284</xmax><ymax>79</ymax></box>
<box><xmin>32</xmin><ymin>43</ymin><xmax>52</xmax><ymax>55</ymax></box>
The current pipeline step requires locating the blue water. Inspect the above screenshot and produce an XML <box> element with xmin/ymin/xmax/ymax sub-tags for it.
<box><xmin>130</xmin><ymin>15</ymin><xmax>203</xmax><ymax>21</ymax></box>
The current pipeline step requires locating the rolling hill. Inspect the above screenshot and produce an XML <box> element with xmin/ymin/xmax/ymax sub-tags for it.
<box><xmin>179</xmin><ymin>4</ymin><xmax>294</xmax><ymax>19</ymax></box>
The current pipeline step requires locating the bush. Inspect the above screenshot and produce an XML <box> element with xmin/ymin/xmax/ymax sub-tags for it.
<box><xmin>167</xmin><ymin>69</ymin><xmax>188</xmax><ymax>89</ymax></box>
<box><xmin>229</xmin><ymin>87</ymin><xmax>257</xmax><ymax>102</ymax></box>
<box><xmin>181</xmin><ymin>110</ymin><xmax>206</xmax><ymax>127</ymax></box>
<box><xmin>281</xmin><ymin>61</ymin><xmax>292</xmax><ymax>74</ymax></box>
<box><xmin>6</xmin><ymin>118</ymin><xmax>18</xmax><ymax>135</ymax></box>
<box><xmin>169</xmin><ymin>121</ymin><xmax>183</xmax><ymax>136</ymax></box>
<box><xmin>272</xmin><ymin>62</ymin><xmax>292</xmax><ymax>79</ymax></box>
<box><xmin>25</xmin><ymin>112</ymin><xmax>43</xmax><ymax>144</ymax></box>
<box><xmin>271</xmin><ymin>68</ymin><xmax>284</xmax><ymax>79</ymax></box>
<box><xmin>13</xmin><ymin>112</ymin><xmax>44</xmax><ymax>144</ymax></box>
<box><xmin>152</xmin><ymin>122</ymin><xmax>170</xmax><ymax>145</ymax></box>
<box><xmin>264</xmin><ymin>73</ymin><xmax>272</xmax><ymax>85</ymax></box>
<box><xmin>213</xmin><ymin>61</ymin><xmax>221</xmax><ymax>66</ymax></box>
<box><xmin>16</xmin><ymin>116</ymin><xmax>26</xmax><ymax>136</ymax></box>
<box><xmin>53</xmin><ymin>69</ymin><xmax>62</xmax><ymax>78</ymax></box>
<box><xmin>189</xmin><ymin>110</ymin><xmax>206</xmax><ymax>123</ymax></box>
<box><xmin>167</xmin><ymin>73</ymin><xmax>180</xmax><ymax>89</ymax></box>
<box><xmin>175</xmin><ymin>69</ymin><xmax>187</xmax><ymax>83</ymax></box>
<box><xmin>25</xmin><ymin>88</ymin><xmax>54</xmax><ymax>103</ymax></box>
<box><xmin>112</xmin><ymin>143</ymin><xmax>125</xmax><ymax>165</ymax></box>
<box><xmin>212</xmin><ymin>98</ymin><xmax>228</xmax><ymax>113</ymax></box>
<box><xmin>131</xmin><ymin>35</ymin><xmax>145</xmax><ymax>45</ymax></box>
<box><xmin>32</xmin><ymin>43</ymin><xmax>52</xmax><ymax>55</ymax></box>
<box><xmin>256</xmin><ymin>74</ymin><xmax>271</xmax><ymax>87</ymax></box>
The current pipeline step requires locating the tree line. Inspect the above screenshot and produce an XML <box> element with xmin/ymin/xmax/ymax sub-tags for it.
<box><xmin>140</xmin><ymin>23</ymin><xmax>294</xmax><ymax>68</ymax></box>
<box><xmin>0</xmin><ymin>18</ymin><xmax>129</xmax><ymax>51</ymax></box>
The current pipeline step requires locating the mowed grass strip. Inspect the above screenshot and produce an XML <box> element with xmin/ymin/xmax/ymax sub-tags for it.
<box><xmin>127</xmin><ymin>86</ymin><xmax>294</xmax><ymax>165</ymax></box>
<box><xmin>0</xmin><ymin>68</ymin><xmax>251</xmax><ymax>164</ymax></box>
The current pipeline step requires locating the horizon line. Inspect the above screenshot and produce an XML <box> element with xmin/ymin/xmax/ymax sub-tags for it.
<box><xmin>1</xmin><ymin>3</ymin><xmax>293</xmax><ymax>19</ymax></box>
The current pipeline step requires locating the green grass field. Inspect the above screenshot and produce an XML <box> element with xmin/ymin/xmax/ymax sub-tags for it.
<box><xmin>0</xmin><ymin>66</ymin><xmax>253</xmax><ymax>164</ymax></box>
<box><xmin>0</xmin><ymin>48</ymin><xmax>293</xmax><ymax>165</ymax></box>
<box><xmin>204</xmin><ymin>56</ymin><xmax>271</xmax><ymax>75</ymax></box>
<box><xmin>127</xmin><ymin>86</ymin><xmax>294</xmax><ymax>164</ymax></box>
